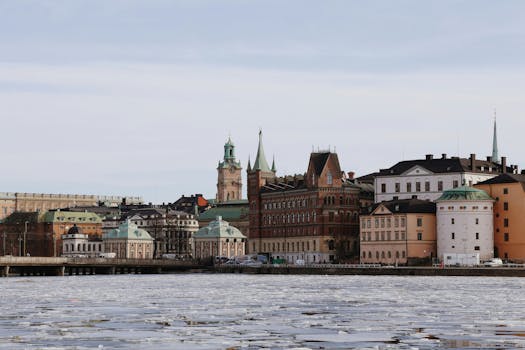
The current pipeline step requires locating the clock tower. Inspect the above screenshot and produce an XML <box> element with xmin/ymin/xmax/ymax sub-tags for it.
<box><xmin>217</xmin><ymin>136</ymin><xmax>243</xmax><ymax>202</ymax></box>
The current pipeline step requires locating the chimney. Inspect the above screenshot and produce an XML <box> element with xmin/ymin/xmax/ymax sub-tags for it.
<box><xmin>470</xmin><ymin>154</ymin><xmax>476</xmax><ymax>172</ymax></box>
<box><xmin>347</xmin><ymin>171</ymin><xmax>355</xmax><ymax>180</ymax></box>
<box><xmin>486</xmin><ymin>156</ymin><xmax>493</xmax><ymax>163</ymax></box>
<box><xmin>425</xmin><ymin>154</ymin><xmax>433</xmax><ymax>160</ymax></box>
<box><xmin>441</xmin><ymin>153</ymin><xmax>447</xmax><ymax>159</ymax></box>
<box><xmin>502</xmin><ymin>156</ymin><xmax>507</xmax><ymax>173</ymax></box>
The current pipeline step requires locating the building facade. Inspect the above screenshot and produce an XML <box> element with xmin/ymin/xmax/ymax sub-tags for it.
<box><xmin>193</xmin><ymin>216</ymin><xmax>246</xmax><ymax>260</ymax></box>
<box><xmin>103</xmin><ymin>220</ymin><xmax>154</xmax><ymax>259</ymax></box>
<box><xmin>374</xmin><ymin>154</ymin><xmax>515</xmax><ymax>203</ymax></box>
<box><xmin>475</xmin><ymin>173</ymin><xmax>525</xmax><ymax>262</ymax></box>
<box><xmin>436</xmin><ymin>186</ymin><xmax>494</xmax><ymax>263</ymax></box>
<box><xmin>217</xmin><ymin>137</ymin><xmax>243</xmax><ymax>202</ymax></box>
<box><xmin>121</xmin><ymin>208</ymin><xmax>198</xmax><ymax>259</ymax></box>
<box><xmin>360</xmin><ymin>199</ymin><xmax>436</xmax><ymax>265</ymax></box>
<box><xmin>61</xmin><ymin>225</ymin><xmax>103</xmax><ymax>258</ymax></box>
<box><xmin>247</xmin><ymin>131</ymin><xmax>361</xmax><ymax>263</ymax></box>
<box><xmin>0</xmin><ymin>192</ymin><xmax>142</xmax><ymax>220</ymax></box>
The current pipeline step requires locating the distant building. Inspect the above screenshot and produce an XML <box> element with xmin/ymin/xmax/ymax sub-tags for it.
<box><xmin>0</xmin><ymin>192</ymin><xmax>142</xmax><ymax>220</ymax></box>
<box><xmin>360</xmin><ymin>199</ymin><xmax>436</xmax><ymax>265</ymax></box>
<box><xmin>217</xmin><ymin>137</ymin><xmax>243</xmax><ymax>202</ymax></box>
<box><xmin>436</xmin><ymin>186</ymin><xmax>494</xmax><ymax>263</ymax></box>
<box><xmin>193</xmin><ymin>216</ymin><xmax>246</xmax><ymax>260</ymax></box>
<box><xmin>171</xmin><ymin>194</ymin><xmax>210</xmax><ymax>215</ymax></box>
<box><xmin>0</xmin><ymin>209</ymin><xmax>103</xmax><ymax>257</ymax></box>
<box><xmin>103</xmin><ymin>220</ymin><xmax>154</xmax><ymax>259</ymax></box>
<box><xmin>475</xmin><ymin>173</ymin><xmax>525</xmax><ymax>261</ymax></box>
<box><xmin>374</xmin><ymin>153</ymin><xmax>516</xmax><ymax>203</ymax></box>
<box><xmin>247</xmin><ymin>131</ymin><xmax>361</xmax><ymax>264</ymax></box>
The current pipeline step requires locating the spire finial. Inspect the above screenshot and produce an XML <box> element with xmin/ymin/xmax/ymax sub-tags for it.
<box><xmin>271</xmin><ymin>154</ymin><xmax>276</xmax><ymax>173</ymax></box>
<box><xmin>492</xmin><ymin>109</ymin><xmax>499</xmax><ymax>163</ymax></box>
<box><xmin>253</xmin><ymin>129</ymin><xmax>271</xmax><ymax>172</ymax></box>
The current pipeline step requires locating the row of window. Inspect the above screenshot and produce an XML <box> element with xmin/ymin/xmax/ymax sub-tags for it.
<box><xmin>253</xmin><ymin>239</ymin><xmax>335</xmax><ymax>253</ymax></box>
<box><xmin>361</xmin><ymin>217</ymin><xmax>406</xmax><ymax>229</ymax></box>
<box><xmin>450</xmin><ymin>218</ymin><xmax>480</xmax><ymax>225</ymax></box>
<box><xmin>440</xmin><ymin>206</ymin><xmax>490</xmax><ymax>211</ymax></box>
<box><xmin>263</xmin><ymin>212</ymin><xmax>317</xmax><ymax>225</ymax></box>
<box><xmin>361</xmin><ymin>231</ymin><xmax>406</xmax><ymax>241</ymax></box>
<box><xmin>362</xmin><ymin>250</ymin><xmax>406</xmax><ymax>259</ymax></box>
<box><xmin>63</xmin><ymin>243</ymin><xmax>102</xmax><ymax>252</ymax></box>
<box><xmin>381</xmin><ymin>180</ymin><xmax>449</xmax><ymax>193</ymax></box>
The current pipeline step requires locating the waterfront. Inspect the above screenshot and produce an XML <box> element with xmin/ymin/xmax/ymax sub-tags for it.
<box><xmin>0</xmin><ymin>274</ymin><xmax>524</xmax><ymax>349</ymax></box>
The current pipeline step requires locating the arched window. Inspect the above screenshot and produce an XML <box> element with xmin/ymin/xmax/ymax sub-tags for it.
<box><xmin>327</xmin><ymin>171</ymin><xmax>333</xmax><ymax>185</ymax></box>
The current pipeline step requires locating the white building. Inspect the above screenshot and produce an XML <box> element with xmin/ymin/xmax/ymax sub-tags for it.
<box><xmin>61</xmin><ymin>225</ymin><xmax>103</xmax><ymax>258</ymax></box>
<box><xmin>436</xmin><ymin>186</ymin><xmax>495</xmax><ymax>264</ymax></box>
<box><xmin>193</xmin><ymin>216</ymin><xmax>246</xmax><ymax>260</ymax></box>
<box><xmin>103</xmin><ymin>220</ymin><xmax>154</xmax><ymax>259</ymax></box>
<box><xmin>374</xmin><ymin>154</ymin><xmax>515</xmax><ymax>203</ymax></box>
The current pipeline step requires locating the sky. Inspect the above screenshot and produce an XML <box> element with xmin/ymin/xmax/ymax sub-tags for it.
<box><xmin>1</xmin><ymin>0</ymin><xmax>525</xmax><ymax>203</ymax></box>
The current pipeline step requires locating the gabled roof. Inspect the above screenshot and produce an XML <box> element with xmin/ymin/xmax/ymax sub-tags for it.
<box><xmin>477</xmin><ymin>173</ymin><xmax>525</xmax><ymax>185</ymax></box>
<box><xmin>309</xmin><ymin>152</ymin><xmax>331</xmax><ymax>175</ymax></box>
<box><xmin>364</xmin><ymin>199</ymin><xmax>436</xmax><ymax>215</ymax></box>
<box><xmin>103</xmin><ymin>220</ymin><xmax>153</xmax><ymax>241</ymax></box>
<box><xmin>194</xmin><ymin>216</ymin><xmax>246</xmax><ymax>239</ymax></box>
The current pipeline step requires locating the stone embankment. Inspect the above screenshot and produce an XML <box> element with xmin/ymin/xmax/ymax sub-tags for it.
<box><xmin>214</xmin><ymin>264</ymin><xmax>525</xmax><ymax>277</ymax></box>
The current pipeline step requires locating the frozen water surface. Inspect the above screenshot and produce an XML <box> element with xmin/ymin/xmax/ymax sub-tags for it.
<box><xmin>0</xmin><ymin>274</ymin><xmax>524</xmax><ymax>349</ymax></box>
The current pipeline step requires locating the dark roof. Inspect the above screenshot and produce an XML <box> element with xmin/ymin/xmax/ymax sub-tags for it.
<box><xmin>356</xmin><ymin>172</ymin><xmax>380</xmax><ymax>184</ymax></box>
<box><xmin>365</xmin><ymin>199</ymin><xmax>436</xmax><ymax>215</ymax></box>
<box><xmin>377</xmin><ymin>157</ymin><xmax>511</xmax><ymax>176</ymax></box>
<box><xmin>67</xmin><ymin>224</ymin><xmax>83</xmax><ymax>235</ymax></box>
<box><xmin>477</xmin><ymin>173</ymin><xmax>525</xmax><ymax>185</ymax></box>
<box><xmin>260</xmin><ymin>175</ymin><xmax>307</xmax><ymax>193</ymax></box>
<box><xmin>1</xmin><ymin>212</ymin><xmax>40</xmax><ymax>225</ymax></box>
<box><xmin>310</xmin><ymin>152</ymin><xmax>331</xmax><ymax>175</ymax></box>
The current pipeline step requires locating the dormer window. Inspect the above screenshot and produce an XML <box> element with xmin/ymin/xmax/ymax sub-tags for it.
<box><xmin>327</xmin><ymin>171</ymin><xmax>333</xmax><ymax>185</ymax></box>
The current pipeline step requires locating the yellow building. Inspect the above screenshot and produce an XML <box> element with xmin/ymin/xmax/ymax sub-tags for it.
<box><xmin>360</xmin><ymin>199</ymin><xmax>436</xmax><ymax>265</ymax></box>
<box><xmin>475</xmin><ymin>173</ymin><xmax>525</xmax><ymax>262</ymax></box>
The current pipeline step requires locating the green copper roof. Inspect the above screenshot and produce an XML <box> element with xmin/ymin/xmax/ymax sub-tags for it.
<box><xmin>44</xmin><ymin>211</ymin><xmax>102</xmax><ymax>224</ymax></box>
<box><xmin>194</xmin><ymin>216</ymin><xmax>246</xmax><ymax>239</ymax></box>
<box><xmin>198</xmin><ymin>205</ymin><xmax>249</xmax><ymax>221</ymax></box>
<box><xmin>253</xmin><ymin>130</ymin><xmax>272</xmax><ymax>172</ymax></box>
<box><xmin>437</xmin><ymin>186</ymin><xmax>493</xmax><ymax>201</ymax></box>
<box><xmin>103</xmin><ymin>220</ymin><xmax>154</xmax><ymax>241</ymax></box>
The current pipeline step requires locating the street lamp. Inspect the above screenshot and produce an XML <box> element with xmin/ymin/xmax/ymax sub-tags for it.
<box><xmin>23</xmin><ymin>221</ymin><xmax>28</xmax><ymax>256</ymax></box>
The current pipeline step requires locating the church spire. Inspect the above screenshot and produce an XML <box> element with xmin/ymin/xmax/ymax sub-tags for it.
<box><xmin>253</xmin><ymin>130</ymin><xmax>271</xmax><ymax>172</ymax></box>
<box><xmin>247</xmin><ymin>156</ymin><xmax>252</xmax><ymax>172</ymax></box>
<box><xmin>492</xmin><ymin>109</ymin><xmax>499</xmax><ymax>164</ymax></box>
<box><xmin>271</xmin><ymin>155</ymin><xmax>276</xmax><ymax>173</ymax></box>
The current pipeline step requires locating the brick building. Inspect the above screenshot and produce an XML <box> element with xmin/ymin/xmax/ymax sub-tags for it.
<box><xmin>247</xmin><ymin>131</ymin><xmax>361</xmax><ymax>263</ymax></box>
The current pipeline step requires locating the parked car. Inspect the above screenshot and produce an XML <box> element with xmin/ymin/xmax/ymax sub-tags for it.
<box><xmin>239</xmin><ymin>260</ymin><xmax>262</xmax><ymax>267</ymax></box>
<box><xmin>295</xmin><ymin>259</ymin><xmax>305</xmax><ymax>266</ymax></box>
<box><xmin>484</xmin><ymin>258</ymin><xmax>503</xmax><ymax>267</ymax></box>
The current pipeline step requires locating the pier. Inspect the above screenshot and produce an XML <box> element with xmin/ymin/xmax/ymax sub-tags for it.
<box><xmin>0</xmin><ymin>256</ymin><xmax>207</xmax><ymax>277</ymax></box>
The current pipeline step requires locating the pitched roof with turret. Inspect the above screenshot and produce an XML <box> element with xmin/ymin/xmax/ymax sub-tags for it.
<box><xmin>252</xmin><ymin>130</ymin><xmax>272</xmax><ymax>172</ymax></box>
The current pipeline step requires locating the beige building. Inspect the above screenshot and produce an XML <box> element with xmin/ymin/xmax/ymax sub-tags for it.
<box><xmin>217</xmin><ymin>137</ymin><xmax>243</xmax><ymax>203</ymax></box>
<box><xmin>0</xmin><ymin>192</ymin><xmax>142</xmax><ymax>220</ymax></box>
<box><xmin>360</xmin><ymin>199</ymin><xmax>436</xmax><ymax>265</ymax></box>
<box><xmin>103</xmin><ymin>220</ymin><xmax>154</xmax><ymax>259</ymax></box>
<box><xmin>193</xmin><ymin>216</ymin><xmax>246</xmax><ymax>261</ymax></box>
<box><xmin>476</xmin><ymin>173</ymin><xmax>525</xmax><ymax>262</ymax></box>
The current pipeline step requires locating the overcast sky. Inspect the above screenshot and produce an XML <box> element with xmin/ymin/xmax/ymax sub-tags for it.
<box><xmin>1</xmin><ymin>0</ymin><xmax>524</xmax><ymax>203</ymax></box>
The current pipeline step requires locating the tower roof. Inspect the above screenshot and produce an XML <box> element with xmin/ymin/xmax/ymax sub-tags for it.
<box><xmin>437</xmin><ymin>186</ymin><xmax>493</xmax><ymax>201</ymax></box>
<box><xmin>252</xmin><ymin>130</ymin><xmax>271</xmax><ymax>172</ymax></box>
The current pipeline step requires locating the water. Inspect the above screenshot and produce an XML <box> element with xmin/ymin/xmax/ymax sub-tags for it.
<box><xmin>0</xmin><ymin>274</ymin><xmax>524</xmax><ymax>349</ymax></box>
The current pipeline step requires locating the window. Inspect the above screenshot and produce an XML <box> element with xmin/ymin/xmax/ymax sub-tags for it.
<box><xmin>416</xmin><ymin>182</ymin><xmax>421</xmax><ymax>192</ymax></box>
<box><xmin>417</xmin><ymin>232</ymin><xmax>422</xmax><ymax>240</ymax></box>
<box><xmin>327</xmin><ymin>172</ymin><xmax>333</xmax><ymax>185</ymax></box>
<box><xmin>504</xmin><ymin>218</ymin><xmax>509</xmax><ymax>227</ymax></box>
<box><xmin>503</xmin><ymin>188</ymin><xmax>509</xmax><ymax>194</ymax></box>
<box><xmin>425</xmin><ymin>181</ymin><xmax>430</xmax><ymax>192</ymax></box>
<box><xmin>395</xmin><ymin>183</ymin><xmax>400</xmax><ymax>193</ymax></box>
<box><xmin>438</xmin><ymin>181</ymin><xmax>443</xmax><ymax>191</ymax></box>
<box><xmin>474</xmin><ymin>246</ymin><xmax>480</xmax><ymax>251</ymax></box>
<box><xmin>504</xmin><ymin>202</ymin><xmax>509</xmax><ymax>211</ymax></box>
<box><xmin>381</xmin><ymin>183</ymin><xmax>386</xmax><ymax>193</ymax></box>
<box><xmin>451</xmin><ymin>232</ymin><xmax>455</xmax><ymax>240</ymax></box>
<box><xmin>417</xmin><ymin>218</ymin><xmax>423</xmax><ymax>227</ymax></box>
<box><xmin>451</xmin><ymin>218</ymin><xmax>455</xmax><ymax>225</ymax></box>
<box><xmin>406</xmin><ymin>183</ymin><xmax>412</xmax><ymax>192</ymax></box>
<box><xmin>453</xmin><ymin>180</ymin><xmax>459</xmax><ymax>188</ymax></box>
<box><xmin>475</xmin><ymin>232</ymin><xmax>479</xmax><ymax>240</ymax></box>
<box><xmin>504</xmin><ymin>233</ymin><xmax>509</xmax><ymax>241</ymax></box>
<box><xmin>475</xmin><ymin>218</ymin><xmax>479</xmax><ymax>225</ymax></box>
<box><xmin>400</xmin><ymin>218</ymin><xmax>405</xmax><ymax>227</ymax></box>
